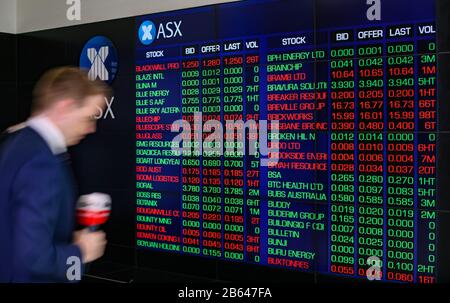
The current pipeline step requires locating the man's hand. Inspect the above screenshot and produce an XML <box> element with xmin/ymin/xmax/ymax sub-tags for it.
<box><xmin>73</xmin><ymin>229</ymin><xmax>107</xmax><ymax>263</ymax></box>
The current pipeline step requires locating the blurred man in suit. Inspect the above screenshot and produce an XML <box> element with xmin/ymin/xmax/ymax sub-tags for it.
<box><xmin>0</xmin><ymin>67</ymin><xmax>109</xmax><ymax>282</ymax></box>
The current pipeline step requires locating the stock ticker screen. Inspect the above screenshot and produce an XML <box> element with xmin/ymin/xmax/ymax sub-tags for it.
<box><xmin>134</xmin><ymin>0</ymin><xmax>439</xmax><ymax>282</ymax></box>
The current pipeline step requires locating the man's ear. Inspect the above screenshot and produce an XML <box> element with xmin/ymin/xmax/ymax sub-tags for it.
<box><xmin>53</xmin><ymin>99</ymin><xmax>76</xmax><ymax>115</ymax></box>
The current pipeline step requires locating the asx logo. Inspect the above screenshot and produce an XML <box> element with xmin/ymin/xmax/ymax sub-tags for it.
<box><xmin>79</xmin><ymin>36</ymin><xmax>118</xmax><ymax>84</ymax></box>
<box><xmin>139</xmin><ymin>20</ymin><xmax>182</xmax><ymax>45</ymax></box>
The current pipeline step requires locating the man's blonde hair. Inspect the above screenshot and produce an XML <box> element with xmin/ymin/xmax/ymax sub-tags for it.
<box><xmin>32</xmin><ymin>67</ymin><xmax>111</xmax><ymax>112</ymax></box>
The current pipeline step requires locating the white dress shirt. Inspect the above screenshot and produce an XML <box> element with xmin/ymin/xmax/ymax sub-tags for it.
<box><xmin>26</xmin><ymin>116</ymin><xmax>67</xmax><ymax>155</ymax></box>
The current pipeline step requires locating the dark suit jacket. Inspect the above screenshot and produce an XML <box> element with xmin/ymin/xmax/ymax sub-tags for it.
<box><xmin>0</xmin><ymin>127</ymin><xmax>82</xmax><ymax>282</ymax></box>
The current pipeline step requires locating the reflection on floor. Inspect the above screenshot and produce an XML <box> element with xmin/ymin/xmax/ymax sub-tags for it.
<box><xmin>82</xmin><ymin>261</ymin><xmax>226</xmax><ymax>283</ymax></box>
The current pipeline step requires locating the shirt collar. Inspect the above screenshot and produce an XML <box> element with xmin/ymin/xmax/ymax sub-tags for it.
<box><xmin>27</xmin><ymin>116</ymin><xmax>67</xmax><ymax>155</ymax></box>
